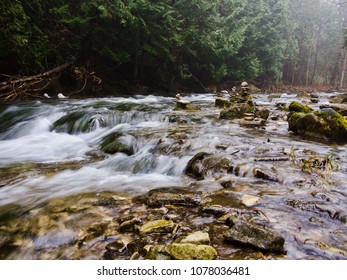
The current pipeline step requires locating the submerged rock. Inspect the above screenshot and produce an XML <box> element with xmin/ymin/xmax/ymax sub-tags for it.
<box><xmin>119</xmin><ymin>218</ymin><xmax>142</xmax><ymax>233</ymax></box>
<box><xmin>253</xmin><ymin>168</ymin><xmax>279</xmax><ymax>182</ymax></box>
<box><xmin>100</xmin><ymin>132</ymin><xmax>134</xmax><ymax>155</ymax></box>
<box><xmin>139</xmin><ymin>220</ymin><xmax>175</xmax><ymax>235</ymax></box>
<box><xmin>223</xmin><ymin>220</ymin><xmax>285</xmax><ymax>253</ymax></box>
<box><xmin>146</xmin><ymin>189</ymin><xmax>201</xmax><ymax>207</ymax></box>
<box><xmin>185</xmin><ymin>152</ymin><xmax>233</xmax><ymax>180</ymax></box>
<box><xmin>170</xmin><ymin>243</ymin><xmax>217</xmax><ymax>260</ymax></box>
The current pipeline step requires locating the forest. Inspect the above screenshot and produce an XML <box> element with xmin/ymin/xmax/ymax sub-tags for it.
<box><xmin>1</xmin><ymin>0</ymin><xmax>347</xmax><ymax>98</ymax></box>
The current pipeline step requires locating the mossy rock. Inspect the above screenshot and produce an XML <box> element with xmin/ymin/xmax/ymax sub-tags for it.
<box><xmin>139</xmin><ymin>220</ymin><xmax>175</xmax><ymax>235</ymax></box>
<box><xmin>219</xmin><ymin>103</ymin><xmax>268</xmax><ymax>120</ymax></box>
<box><xmin>288</xmin><ymin>108</ymin><xmax>347</xmax><ymax>142</ymax></box>
<box><xmin>146</xmin><ymin>189</ymin><xmax>201</xmax><ymax>207</ymax></box>
<box><xmin>215</xmin><ymin>98</ymin><xmax>232</xmax><ymax>108</ymax></box>
<box><xmin>51</xmin><ymin>111</ymin><xmax>86</xmax><ymax>134</ymax></box>
<box><xmin>185</xmin><ymin>152</ymin><xmax>233</xmax><ymax>180</ymax></box>
<box><xmin>100</xmin><ymin>132</ymin><xmax>134</xmax><ymax>155</ymax></box>
<box><xmin>170</xmin><ymin>243</ymin><xmax>217</xmax><ymax>260</ymax></box>
<box><xmin>288</xmin><ymin>101</ymin><xmax>313</xmax><ymax>113</ymax></box>
<box><xmin>220</xmin><ymin>104</ymin><xmax>255</xmax><ymax>120</ymax></box>
<box><xmin>174</xmin><ymin>104</ymin><xmax>201</xmax><ymax>111</ymax></box>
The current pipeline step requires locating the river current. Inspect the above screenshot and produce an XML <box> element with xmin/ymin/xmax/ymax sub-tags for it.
<box><xmin>0</xmin><ymin>92</ymin><xmax>346</xmax><ymax>259</ymax></box>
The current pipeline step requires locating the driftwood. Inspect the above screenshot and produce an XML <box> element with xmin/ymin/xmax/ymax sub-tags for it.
<box><xmin>0</xmin><ymin>61</ymin><xmax>102</xmax><ymax>101</ymax></box>
<box><xmin>0</xmin><ymin>61</ymin><xmax>74</xmax><ymax>101</ymax></box>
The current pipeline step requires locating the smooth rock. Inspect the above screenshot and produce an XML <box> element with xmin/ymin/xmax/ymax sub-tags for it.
<box><xmin>180</xmin><ymin>231</ymin><xmax>210</xmax><ymax>245</ymax></box>
<box><xmin>185</xmin><ymin>152</ymin><xmax>233</xmax><ymax>180</ymax></box>
<box><xmin>139</xmin><ymin>220</ymin><xmax>175</xmax><ymax>235</ymax></box>
<box><xmin>241</xmin><ymin>195</ymin><xmax>260</xmax><ymax>207</ymax></box>
<box><xmin>146</xmin><ymin>190</ymin><xmax>201</xmax><ymax>207</ymax></box>
<box><xmin>224</xmin><ymin>220</ymin><xmax>285</xmax><ymax>252</ymax></box>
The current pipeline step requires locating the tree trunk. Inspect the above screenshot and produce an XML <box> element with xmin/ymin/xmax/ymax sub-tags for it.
<box><xmin>339</xmin><ymin>50</ymin><xmax>347</xmax><ymax>89</ymax></box>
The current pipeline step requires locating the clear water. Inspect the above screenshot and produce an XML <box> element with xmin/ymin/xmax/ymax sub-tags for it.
<box><xmin>0</xmin><ymin>92</ymin><xmax>346</xmax><ymax>259</ymax></box>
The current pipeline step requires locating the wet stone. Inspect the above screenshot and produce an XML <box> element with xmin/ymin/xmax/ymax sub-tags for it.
<box><xmin>144</xmin><ymin>245</ymin><xmax>171</xmax><ymax>260</ymax></box>
<box><xmin>119</xmin><ymin>218</ymin><xmax>142</xmax><ymax>233</ymax></box>
<box><xmin>180</xmin><ymin>231</ymin><xmax>210</xmax><ymax>245</ymax></box>
<box><xmin>223</xmin><ymin>220</ymin><xmax>285</xmax><ymax>253</ymax></box>
<box><xmin>253</xmin><ymin>168</ymin><xmax>279</xmax><ymax>182</ymax></box>
<box><xmin>185</xmin><ymin>152</ymin><xmax>233</xmax><ymax>180</ymax></box>
<box><xmin>170</xmin><ymin>243</ymin><xmax>217</xmax><ymax>260</ymax></box>
<box><xmin>146</xmin><ymin>190</ymin><xmax>201</xmax><ymax>207</ymax></box>
<box><xmin>201</xmin><ymin>205</ymin><xmax>228</xmax><ymax>217</ymax></box>
<box><xmin>139</xmin><ymin>220</ymin><xmax>175</xmax><ymax>235</ymax></box>
<box><xmin>241</xmin><ymin>195</ymin><xmax>260</xmax><ymax>207</ymax></box>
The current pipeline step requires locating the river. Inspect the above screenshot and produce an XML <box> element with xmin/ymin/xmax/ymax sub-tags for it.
<box><xmin>0</xmin><ymin>92</ymin><xmax>346</xmax><ymax>259</ymax></box>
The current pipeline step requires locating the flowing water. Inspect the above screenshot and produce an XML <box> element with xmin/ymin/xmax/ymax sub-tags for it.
<box><xmin>0</xmin><ymin>92</ymin><xmax>346</xmax><ymax>260</ymax></box>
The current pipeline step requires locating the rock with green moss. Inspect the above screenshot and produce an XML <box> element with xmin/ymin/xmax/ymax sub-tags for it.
<box><xmin>139</xmin><ymin>220</ymin><xmax>175</xmax><ymax>235</ymax></box>
<box><xmin>170</xmin><ymin>243</ymin><xmax>217</xmax><ymax>260</ymax></box>
<box><xmin>185</xmin><ymin>152</ymin><xmax>233</xmax><ymax>180</ymax></box>
<box><xmin>215</xmin><ymin>98</ymin><xmax>232</xmax><ymax>108</ymax></box>
<box><xmin>288</xmin><ymin>108</ymin><xmax>347</xmax><ymax>142</ymax></box>
<box><xmin>144</xmin><ymin>245</ymin><xmax>171</xmax><ymax>260</ymax></box>
<box><xmin>100</xmin><ymin>132</ymin><xmax>134</xmax><ymax>155</ymax></box>
<box><xmin>288</xmin><ymin>101</ymin><xmax>313</xmax><ymax>113</ymax></box>
<box><xmin>220</xmin><ymin>103</ymin><xmax>269</xmax><ymax>120</ymax></box>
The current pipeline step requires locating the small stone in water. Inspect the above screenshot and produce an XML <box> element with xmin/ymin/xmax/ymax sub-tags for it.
<box><xmin>241</xmin><ymin>195</ymin><xmax>260</xmax><ymax>207</ymax></box>
<box><xmin>180</xmin><ymin>231</ymin><xmax>210</xmax><ymax>245</ymax></box>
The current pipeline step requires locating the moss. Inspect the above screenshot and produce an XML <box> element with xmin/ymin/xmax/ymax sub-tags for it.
<box><xmin>100</xmin><ymin>132</ymin><xmax>134</xmax><ymax>155</ymax></box>
<box><xmin>170</xmin><ymin>243</ymin><xmax>217</xmax><ymax>260</ymax></box>
<box><xmin>139</xmin><ymin>220</ymin><xmax>175</xmax><ymax>235</ymax></box>
<box><xmin>215</xmin><ymin>98</ymin><xmax>231</xmax><ymax>108</ymax></box>
<box><xmin>288</xmin><ymin>108</ymin><xmax>347</xmax><ymax>142</ymax></box>
<box><xmin>288</xmin><ymin>101</ymin><xmax>313</xmax><ymax>113</ymax></box>
<box><xmin>174</xmin><ymin>104</ymin><xmax>201</xmax><ymax>111</ymax></box>
<box><xmin>314</xmin><ymin>109</ymin><xmax>347</xmax><ymax>140</ymax></box>
<box><xmin>219</xmin><ymin>103</ymin><xmax>253</xmax><ymax>120</ymax></box>
<box><xmin>51</xmin><ymin>111</ymin><xmax>86</xmax><ymax>134</ymax></box>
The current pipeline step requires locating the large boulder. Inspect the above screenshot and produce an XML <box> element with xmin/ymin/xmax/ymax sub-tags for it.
<box><xmin>288</xmin><ymin>108</ymin><xmax>347</xmax><ymax>142</ymax></box>
<box><xmin>185</xmin><ymin>152</ymin><xmax>233</xmax><ymax>180</ymax></box>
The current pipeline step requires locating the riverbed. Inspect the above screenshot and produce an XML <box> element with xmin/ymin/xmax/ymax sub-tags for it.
<box><xmin>0</xmin><ymin>92</ymin><xmax>346</xmax><ymax>259</ymax></box>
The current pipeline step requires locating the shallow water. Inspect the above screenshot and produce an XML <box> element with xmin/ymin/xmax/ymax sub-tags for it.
<box><xmin>0</xmin><ymin>92</ymin><xmax>346</xmax><ymax>259</ymax></box>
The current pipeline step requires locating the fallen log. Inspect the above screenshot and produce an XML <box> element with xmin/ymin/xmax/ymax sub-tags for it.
<box><xmin>0</xmin><ymin>61</ymin><xmax>75</xmax><ymax>100</ymax></box>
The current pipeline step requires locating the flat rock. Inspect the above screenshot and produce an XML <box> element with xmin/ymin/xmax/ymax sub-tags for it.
<box><xmin>224</xmin><ymin>220</ymin><xmax>285</xmax><ymax>252</ymax></box>
<box><xmin>170</xmin><ymin>243</ymin><xmax>217</xmax><ymax>260</ymax></box>
<box><xmin>180</xmin><ymin>231</ymin><xmax>210</xmax><ymax>245</ymax></box>
<box><xmin>146</xmin><ymin>190</ymin><xmax>201</xmax><ymax>207</ymax></box>
<box><xmin>241</xmin><ymin>195</ymin><xmax>260</xmax><ymax>207</ymax></box>
<box><xmin>139</xmin><ymin>220</ymin><xmax>175</xmax><ymax>235</ymax></box>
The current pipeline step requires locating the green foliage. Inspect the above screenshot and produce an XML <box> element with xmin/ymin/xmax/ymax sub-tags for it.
<box><xmin>2</xmin><ymin>0</ymin><xmax>335</xmax><ymax>89</ymax></box>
